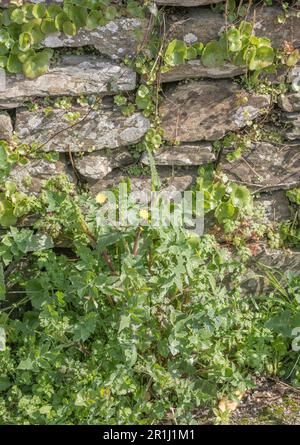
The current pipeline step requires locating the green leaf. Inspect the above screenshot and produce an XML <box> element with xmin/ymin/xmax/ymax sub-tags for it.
<box><xmin>164</xmin><ymin>39</ymin><xmax>188</xmax><ymax>66</ymax></box>
<box><xmin>17</xmin><ymin>357</ymin><xmax>34</xmax><ymax>370</ymax></box>
<box><xmin>0</xmin><ymin>264</ymin><xmax>5</xmax><ymax>301</ymax></box>
<box><xmin>0</xmin><ymin>327</ymin><xmax>5</xmax><ymax>351</ymax></box>
<box><xmin>201</xmin><ymin>40</ymin><xmax>225</xmax><ymax>67</ymax></box>
<box><xmin>118</xmin><ymin>315</ymin><xmax>131</xmax><ymax>333</ymax></box>
<box><xmin>215</xmin><ymin>201</ymin><xmax>236</xmax><ymax>223</ymax></box>
<box><xmin>192</xmin><ymin>42</ymin><xmax>204</xmax><ymax>56</ymax></box>
<box><xmin>19</xmin><ymin>32</ymin><xmax>34</xmax><ymax>52</ymax></box>
<box><xmin>286</xmin><ymin>49</ymin><xmax>300</xmax><ymax>67</ymax></box>
<box><xmin>226</xmin><ymin>29</ymin><xmax>243</xmax><ymax>52</ymax></box>
<box><xmin>32</xmin><ymin>3</ymin><xmax>47</xmax><ymax>19</ymax></box>
<box><xmin>230</xmin><ymin>185</ymin><xmax>252</xmax><ymax>208</ymax></box>
<box><xmin>265</xmin><ymin>310</ymin><xmax>300</xmax><ymax>337</ymax></box>
<box><xmin>0</xmin><ymin>376</ymin><xmax>11</xmax><ymax>391</ymax></box>
<box><xmin>10</xmin><ymin>8</ymin><xmax>25</xmax><ymax>24</ymax></box>
<box><xmin>239</xmin><ymin>21</ymin><xmax>253</xmax><ymax>36</ymax></box>
<box><xmin>54</xmin><ymin>12</ymin><xmax>69</xmax><ymax>32</ymax></box>
<box><xmin>249</xmin><ymin>46</ymin><xmax>275</xmax><ymax>71</ymax></box>
<box><xmin>97</xmin><ymin>232</ymin><xmax>125</xmax><ymax>251</ymax></box>
<box><xmin>26</xmin><ymin>279</ymin><xmax>49</xmax><ymax>309</ymax></box>
<box><xmin>62</xmin><ymin>21</ymin><xmax>77</xmax><ymax>37</ymax></box>
<box><xmin>0</xmin><ymin>55</ymin><xmax>7</xmax><ymax>68</ymax></box>
<box><xmin>22</xmin><ymin>48</ymin><xmax>53</xmax><ymax>79</ymax></box>
<box><xmin>104</xmin><ymin>6</ymin><xmax>117</xmax><ymax>21</ymax></box>
<box><xmin>186</xmin><ymin>46</ymin><xmax>197</xmax><ymax>60</ymax></box>
<box><xmin>41</xmin><ymin>18</ymin><xmax>57</xmax><ymax>35</ymax></box>
<box><xmin>0</xmin><ymin>197</ymin><xmax>18</xmax><ymax>228</ymax></box>
<box><xmin>227</xmin><ymin>28</ymin><xmax>240</xmax><ymax>43</ymax></box>
<box><xmin>73</xmin><ymin>312</ymin><xmax>97</xmax><ymax>342</ymax></box>
<box><xmin>46</xmin><ymin>4</ymin><xmax>62</xmax><ymax>19</ymax></box>
<box><xmin>6</xmin><ymin>53</ymin><xmax>22</xmax><ymax>74</ymax></box>
<box><xmin>86</xmin><ymin>10</ymin><xmax>102</xmax><ymax>30</ymax></box>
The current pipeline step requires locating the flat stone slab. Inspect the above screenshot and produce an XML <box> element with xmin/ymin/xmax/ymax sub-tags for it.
<box><xmin>288</xmin><ymin>63</ymin><xmax>300</xmax><ymax>85</ymax></box>
<box><xmin>0</xmin><ymin>111</ymin><xmax>13</xmax><ymax>141</ymax></box>
<box><xmin>9</xmin><ymin>157</ymin><xmax>71</xmax><ymax>194</ymax></box>
<box><xmin>15</xmin><ymin>108</ymin><xmax>150</xmax><ymax>152</ymax></box>
<box><xmin>89</xmin><ymin>167</ymin><xmax>197</xmax><ymax>198</ymax></box>
<box><xmin>219</xmin><ymin>142</ymin><xmax>300</xmax><ymax>192</ymax></box>
<box><xmin>283</xmin><ymin>113</ymin><xmax>300</xmax><ymax>140</ymax></box>
<box><xmin>42</xmin><ymin>18</ymin><xmax>146</xmax><ymax>61</ymax></box>
<box><xmin>161</xmin><ymin>60</ymin><xmax>245</xmax><ymax>83</ymax></box>
<box><xmin>0</xmin><ymin>55</ymin><xmax>136</xmax><ymax>109</ymax></box>
<box><xmin>242</xmin><ymin>247</ymin><xmax>300</xmax><ymax>295</ymax></box>
<box><xmin>74</xmin><ymin>149</ymin><xmax>134</xmax><ymax>180</ymax></box>
<box><xmin>160</xmin><ymin>80</ymin><xmax>270</xmax><ymax>142</ymax></box>
<box><xmin>141</xmin><ymin>143</ymin><xmax>215</xmax><ymax>165</ymax></box>
<box><xmin>155</xmin><ymin>0</ymin><xmax>223</xmax><ymax>5</ymax></box>
<box><xmin>167</xmin><ymin>6</ymin><xmax>300</xmax><ymax>49</ymax></box>
<box><xmin>278</xmin><ymin>93</ymin><xmax>300</xmax><ymax>112</ymax></box>
<box><xmin>0</xmin><ymin>1</ymin><xmax>62</xmax><ymax>5</ymax></box>
<box><xmin>255</xmin><ymin>191</ymin><xmax>292</xmax><ymax>223</ymax></box>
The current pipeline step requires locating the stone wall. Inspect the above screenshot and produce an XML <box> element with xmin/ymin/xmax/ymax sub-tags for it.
<box><xmin>1</xmin><ymin>0</ymin><xmax>300</xmax><ymax>290</ymax></box>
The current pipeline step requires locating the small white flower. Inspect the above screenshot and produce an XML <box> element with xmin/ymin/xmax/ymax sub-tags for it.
<box><xmin>183</xmin><ymin>33</ymin><xmax>198</xmax><ymax>45</ymax></box>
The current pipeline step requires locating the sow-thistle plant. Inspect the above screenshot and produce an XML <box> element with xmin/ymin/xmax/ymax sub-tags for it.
<box><xmin>0</xmin><ymin>174</ymin><xmax>299</xmax><ymax>423</ymax></box>
<box><xmin>1</xmin><ymin>1</ymin><xmax>300</xmax><ymax>426</ymax></box>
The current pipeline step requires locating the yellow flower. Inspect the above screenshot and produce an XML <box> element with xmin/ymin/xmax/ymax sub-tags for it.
<box><xmin>218</xmin><ymin>396</ymin><xmax>239</xmax><ymax>413</ymax></box>
<box><xmin>95</xmin><ymin>193</ymin><xmax>107</xmax><ymax>205</ymax></box>
<box><xmin>139</xmin><ymin>209</ymin><xmax>149</xmax><ymax>221</ymax></box>
<box><xmin>99</xmin><ymin>388</ymin><xmax>110</xmax><ymax>397</ymax></box>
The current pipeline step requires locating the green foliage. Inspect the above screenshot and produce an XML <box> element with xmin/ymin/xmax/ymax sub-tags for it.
<box><xmin>196</xmin><ymin>165</ymin><xmax>253</xmax><ymax>226</ymax></box>
<box><xmin>287</xmin><ymin>189</ymin><xmax>300</xmax><ymax>206</ymax></box>
<box><xmin>0</xmin><ymin>0</ymin><xmax>145</xmax><ymax>78</ymax></box>
<box><xmin>0</xmin><ymin>182</ymin><xmax>38</xmax><ymax>229</ymax></box>
<box><xmin>201</xmin><ymin>40</ymin><xmax>225</xmax><ymax>67</ymax></box>
<box><xmin>0</xmin><ymin>174</ymin><xmax>299</xmax><ymax>424</ymax></box>
<box><xmin>211</xmin><ymin>0</ymin><xmax>248</xmax><ymax>22</ymax></box>
<box><xmin>162</xmin><ymin>20</ymin><xmax>295</xmax><ymax>82</ymax></box>
<box><xmin>1</xmin><ymin>0</ymin><xmax>299</xmax><ymax>426</ymax></box>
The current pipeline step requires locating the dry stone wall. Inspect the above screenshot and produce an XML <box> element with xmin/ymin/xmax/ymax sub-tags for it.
<box><xmin>1</xmin><ymin>0</ymin><xmax>300</xmax><ymax>291</ymax></box>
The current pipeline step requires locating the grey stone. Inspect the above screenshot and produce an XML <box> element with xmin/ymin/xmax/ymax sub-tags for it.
<box><xmin>161</xmin><ymin>60</ymin><xmax>245</xmax><ymax>83</ymax></box>
<box><xmin>203</xmin><ymin>191</ymin><xmax>293</xmax><ymax>238</ymax></box>
<box><xmin>74</xmin><ymin>149</ymin><xmax>134</xmax><ymax>180</ymax></box>
<box><xmin>255</xmin><ymin>191</ymin><xmax>292</xmax><ymax>223</ymax></box>
<box><xmin>9</xmin><ymin>157</ymin><xmax>71</xmax><ymax>194</ymax></box>
<box><xmin>283</xmin><ymin>113</ymin><xmax>300</xmax><ymax>140</ymax></box>
<box><xmin>160</xmin><ymin>80</ymin><xmax>270</xmax><ymax>142</ymax></box>
<box><xmin>15</xmin><ymin>107</ymin><xmax>150</xmax><ymax>152</ymax></box>
<box><xmin>278</xmin><ymin>93</ymin><xmax>300</xmax><ymax>112</ymax></box>
<box><xmin>241</xmin><ymin>247</ymin><xmax>300</xmax><ymax>295</ymax></box>
<box><xmin>0</xmin><ymin>55</ymin><xmax>136</xmax><ymax>109</ymax></box>
<box><xmin>167</xmin><ymin>6</ymin><xmax>300</xmax><ymax>49</ymax></box>
<box><xmin>0</xmin><ymin>111</ymin><xmax>13</xmax><ymax>141</ymax></box>
<box><xmin>155</xmin><ymin>0</ymin><xmax>223</xmax><ymax>5</ymax></box>
<box><xmin>288</xmin><ymin>63</ymin><xmax>300</xmax><ymax>86</ymax></box>
<box><xmin>89</xmin><ymin>167</ymin><xmax>197</xmax><ymax>198</ymax></box>
<box><xmin>167</xmin><ymin>8</ymin><xmax>224</xmax><ymax>46</ymax></box>
<box><xmin>0</xmin><ymin>1</ymin><xmax>62</xmax><ymax>5</ymax></box>
<box><xmin>141</xmin><ymin>143</ymin><xmax>215</xmax><ymax>165</ymax></box>
<box><xmin>42</xmin><ymin>18</ymin><xmax>146</xmax><ymax>61</ymax></box>
<box><xmin>220</xmin><ymin>142</ymin><xmax>300</xmax><ymax>192</ymax></box>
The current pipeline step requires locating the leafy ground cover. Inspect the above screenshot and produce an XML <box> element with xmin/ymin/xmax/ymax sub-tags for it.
<box><xmin>1</xmin><ymin>0</ymin><xmax>300</xmax><ymax>425</ymax></box>
<box><xmin>0</xmin><ymin>176</ymin><xmax>299</xmax><ymax>424</ymax></box>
